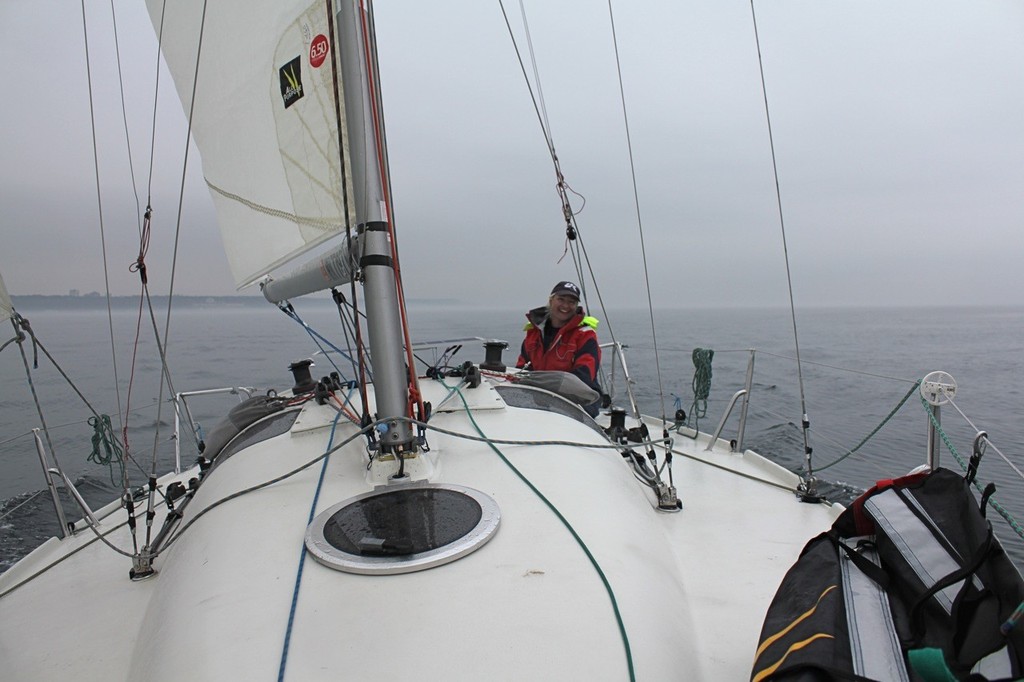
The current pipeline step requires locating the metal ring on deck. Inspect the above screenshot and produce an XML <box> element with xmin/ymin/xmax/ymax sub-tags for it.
<box><xmin>305</xmin><ymin>483</ymin><xmax>500</xmax><ymax>575</ymax></box>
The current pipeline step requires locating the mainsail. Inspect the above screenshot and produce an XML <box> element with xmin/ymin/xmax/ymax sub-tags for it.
<box><xmin>146</xmin><ymin>0</ymin><xmax>357</xmax><ymax>288</ymax></box>
<box><xmin>0</xmin><ymin>271</ymin><xmax>13</xmax><ymax>323</ymax></box>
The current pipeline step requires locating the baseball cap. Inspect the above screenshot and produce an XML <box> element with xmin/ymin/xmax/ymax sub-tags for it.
<box><xmin>550</xmin><ymin>281</ymin><xmax>581</xmax><ymax>300</ymax></box>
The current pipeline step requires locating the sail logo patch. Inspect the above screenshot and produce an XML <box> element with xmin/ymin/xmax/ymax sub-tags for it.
<box><xmin>309</xmin><ymin>34</ymin><xmax>329</xmax><ymax>68</ymax></box>
<box><xmin>279</xmin><ymin>56</ymin><xmax>304</xmax><ymax>109</ymax></box>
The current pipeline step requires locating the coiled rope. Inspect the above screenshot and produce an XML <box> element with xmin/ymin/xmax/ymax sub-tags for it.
<box><xmin>87</xmin><ymin>414</ymin><xmax>125</xmax><ymax>487</ymax></box>
<box><xmin>689</xmin><ymin>348</ymin><xmax>714</xmax><ymax>432</ymax></box>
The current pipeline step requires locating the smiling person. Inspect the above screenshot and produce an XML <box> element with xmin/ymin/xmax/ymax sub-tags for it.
<box><xmin>516</xmin><ymin>281</ymin><xmax>602</xmax><ymax>417</ymax></box>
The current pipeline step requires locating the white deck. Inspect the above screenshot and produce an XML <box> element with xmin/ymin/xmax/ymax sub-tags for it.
<box><xmin>0</xmin><ymin>378</ymin><xmax>840</xmax><ymax>680</ymax></box>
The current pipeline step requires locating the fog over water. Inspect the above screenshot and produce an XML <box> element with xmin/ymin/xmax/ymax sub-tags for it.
<box><xmin>1</xmin><ymin>1</ymin><xmax>1023</xmax><ymax>309</ymax></box>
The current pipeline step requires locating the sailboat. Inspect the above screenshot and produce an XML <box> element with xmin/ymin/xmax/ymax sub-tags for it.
<box><xmin>1</xmin><ymin>1</ymin><xmax>1022</xmax><ymax>680</ymax></box>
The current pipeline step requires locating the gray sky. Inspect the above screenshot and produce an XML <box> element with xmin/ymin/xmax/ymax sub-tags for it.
<box><xmin>2</xmin><ymin>0</ymin><xmax>1023</xmax><ymax>310</ymax></box>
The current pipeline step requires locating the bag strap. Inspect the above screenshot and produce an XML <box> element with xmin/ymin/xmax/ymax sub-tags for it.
<box><xmin>832</xmin><ymin>535</ymin><xmax>891</xmax><ymax>590</ymax></box>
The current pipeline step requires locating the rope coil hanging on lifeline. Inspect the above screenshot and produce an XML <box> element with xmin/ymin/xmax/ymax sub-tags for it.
<box><xmin>689</xmin><ymin>348</ymin><xmax>714</xmax><ymax>433</ymax></box>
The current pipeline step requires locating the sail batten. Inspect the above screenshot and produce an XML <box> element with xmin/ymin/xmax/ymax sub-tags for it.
<box><xmin>146</xmin><ymin>0</ymin><xmax>356</xmax><ymax>288</ymax></box>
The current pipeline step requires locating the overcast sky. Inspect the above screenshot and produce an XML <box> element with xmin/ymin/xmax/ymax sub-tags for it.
<box><xmin>1</xmin><ymin>0</ymin><xmax>1022</xmax><ymax>310</ymax></box>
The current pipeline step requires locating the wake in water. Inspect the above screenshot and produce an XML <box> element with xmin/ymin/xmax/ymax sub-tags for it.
<box><xmin>0</xmin><ymin>474</ymin><xmax>123</xmax><ymax>571</ymax></box>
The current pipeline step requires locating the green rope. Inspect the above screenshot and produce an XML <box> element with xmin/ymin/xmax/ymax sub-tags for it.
<box><xmin>441</xmin><ymin>378</ymin><xmax>636</xmax><ymax>681</ymax></box>
<box><xmin>87</xmin><ymin>414</ymin><xmax>125</xmax><ymax>487</ymax></box>
<box><xmin>920</xmin><ymin>397</ymin><xmax>1024</xmax><ymax>542</ymax></box>
<box><xmin>813</xmin><ymin>380</ymin><xmax>921</xmax><ymax>472</ymax></box>
<box><xmin>688</xmin><ymin>348</ymin><xmax>714</xmax><ymax>432</ymax></box>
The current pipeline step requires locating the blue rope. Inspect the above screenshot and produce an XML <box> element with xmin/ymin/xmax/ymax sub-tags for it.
<box><xmin>277</xmin><ymin>408</ymin><xmax>343</xmax><ymax>681</ymax></box>
<box><xmin>279</xmin><ymin>306</ymin><xmax>359</xmax><ymax>383</ymax></box>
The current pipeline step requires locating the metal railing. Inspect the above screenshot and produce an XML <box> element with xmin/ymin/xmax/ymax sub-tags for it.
<box><xmin>31</xmin><ymin>428</ymin><xmax>97</xmax><ymax>539</ymax></box>
<box><xmin>172</xmin><ymin>387</ymin><xmax>255</xmax><ymax>473</ymax></box>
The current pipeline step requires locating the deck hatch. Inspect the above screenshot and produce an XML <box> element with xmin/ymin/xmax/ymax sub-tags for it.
<box><xmin>493</xmin><ymin>384</ymin><xmax>602</xmax><ymax>434</ymax></box>
<box><xmin>305</xmin><ymin>483</ymin><xmax>500</xmax><ymax>574</ymax></box>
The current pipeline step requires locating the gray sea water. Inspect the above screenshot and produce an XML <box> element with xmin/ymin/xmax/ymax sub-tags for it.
<box><xmin>2</xmin><ymin>302</ymin><xmax>1023</xmax><ymax>570</ymax></box>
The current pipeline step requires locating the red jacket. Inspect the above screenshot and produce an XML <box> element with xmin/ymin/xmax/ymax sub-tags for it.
<box><xmin>516</xmin><ymin>306</ymin><xmax>601</xmax><ymax>395</ymax></box>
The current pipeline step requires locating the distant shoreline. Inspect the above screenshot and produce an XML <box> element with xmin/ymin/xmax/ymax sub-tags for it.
<box><xmin>10</xmin><ymin>294</ymin><xmax>268</xmax><ymax>311</ymax></box>
<box><xmin>9</xmin><ymin>295</ymin><xmax>1022</xmax><ymax>313</ymax></box>
<box><xmin>8</xmin><ymin>294</ymin><xmax>462</xmax><ymax>311</ymax></box>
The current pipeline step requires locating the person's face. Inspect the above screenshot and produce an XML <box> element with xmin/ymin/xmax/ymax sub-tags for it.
<box><xmin>549</xmin><ymin>294</ymin><xmax>579</xmax><ymax>328</ymax></box>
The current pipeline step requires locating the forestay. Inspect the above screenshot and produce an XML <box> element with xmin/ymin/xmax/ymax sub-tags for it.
<box><xmin>146</xmin><ymin>0</ymin><xmax>357</xmax><ymax>288</ymax></box>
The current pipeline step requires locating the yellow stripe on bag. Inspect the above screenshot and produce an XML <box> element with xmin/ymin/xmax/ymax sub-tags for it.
<box><xmin>752</xmin><ymin>633</ymin><xmax>836</xmax><ymax>682</ymax></box>
<box><xmin>754</xmin><ymin>585</ymin><xmax>837</xmax><ymax>659</ymax></box>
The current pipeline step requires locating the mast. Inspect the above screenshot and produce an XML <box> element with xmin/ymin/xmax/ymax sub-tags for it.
<box><xmin>334</xmin><ymin>0</ymin><xmax>414</xmax><ymax>453</ymax></box>
<box><xmin>151</xmin><ymin>0</ymin><xmax>416</xmax><ymax>452</ymax></box>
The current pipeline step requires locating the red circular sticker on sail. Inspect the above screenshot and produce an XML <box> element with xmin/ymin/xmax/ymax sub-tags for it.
<box><xmin>309</xmin><ymin>34</ymin><xmax>329</xmax><ymax>68</ymax></box>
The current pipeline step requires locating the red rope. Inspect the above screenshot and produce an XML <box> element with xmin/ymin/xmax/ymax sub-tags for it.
<box><xmin>357</xmin><ymin>0</ymin><xmax>424</xmax><ymax>423</ymax></box>
<box><xmin>331</xmin><ymin>393</ymin><xmax>360</xmax><ymax>424</ymax></box>
<box><xmin>121</xmin><ymin>206</ymin><xmax>153</xmax><ymax>454</ymax></box>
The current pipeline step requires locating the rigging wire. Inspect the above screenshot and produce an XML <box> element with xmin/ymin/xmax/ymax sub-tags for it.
<box><xmin>79</xmin><ymin>0</ymin><xmax>126</xmax><ymax>445</ymax></box>
<box><xmin>146</xmin><ymin>0</ymin><xmax>169</xmax><ymax>202</ymax></box>
<box><xmin>107</xmin><ymin>0</ymin><xmax>144</xmax><ymax>232</ymax></box>
<box><xmin>749</xmin><ymin>0</ymin><xmax>815</xmax><ymax>492</ymax></box>
<box><xmin>331</xmin><ymin>288</ymin><xmax>364</xmax><ymax>381</ymax></box>
<box><xmin>605</xmin><ymin>0</ymin><xmax>668</xmax><ymax>424</ymax></box>
<box><xmin>498</xmin><ymin>0</ymin><xmax>640</xmax><ymax>417</ymax></box>
<box><xmin>325</xmin><ymin>0</ymin><xmax>372</xmax><ymax>424</ymax></box>
<box><xmin>497</xmin><ymin>1</ymin><xmax>554</xmax><ymax>157</ymax></box>
<box><xmin>277</xmin><ymin>302</ymin><xmax>358</xmax><ymax>383</ymax></box>
<box><xmin>153</xmin><ymin>0</ymin><xmax>213</xmax><ymax>463</ymax></box>
<box><xmin>10</xmin><ymin>318</ymin><xmax>62</xmax><ymax>485</ymax></box>
<box><xmin>517</xmin><ymin>0</ymin><xmax>555</xmax><ymax>153</ymax></box>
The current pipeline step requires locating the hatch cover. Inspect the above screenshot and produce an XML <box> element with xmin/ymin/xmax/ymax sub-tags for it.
<box><xmin>305</xmin><ymin>483</ymin><xmax>500</xmax><ymax>574</ymax></box>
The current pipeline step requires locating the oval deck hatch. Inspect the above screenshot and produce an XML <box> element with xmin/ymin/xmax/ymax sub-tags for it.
<box><xmin>305</xmin><ymin>483</ymin><xmax>500</xmax><ymax>574</ymax></box>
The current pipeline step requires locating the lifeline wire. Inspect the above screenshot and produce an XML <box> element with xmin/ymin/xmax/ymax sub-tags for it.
<box><xmin>921</xmin><ymin>398</ymin><xmax>1024</xmax><ymax>542</ymax></box>
<box><xmin>0</xmin><ymin>491</ymin><xmax>45</xmax><ymax>526</ymax></box>
<box><xmin>940</xmin><ymin>394</ymin><xmax>1024</xmax><ymax>482</ymax></box>
<box><xmin>159</xmin><ymin>422</ymin><xmax>377</xmax><ymax>553</ymax></box>
<box><xmin>812</xmin><ymin>381</ymin><xmax>921</xmax><ymax>473</ymax></box>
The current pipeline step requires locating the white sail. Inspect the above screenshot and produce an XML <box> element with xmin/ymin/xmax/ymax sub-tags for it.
<box><xmin>0</xmin><ymin>270</ymin><xmax>13</xmax><ymax>322</ymax></box>
<box><xmin>146</xmin><ymin>0</ymin><xmax>357</xmax><ymax>288</ymax></box>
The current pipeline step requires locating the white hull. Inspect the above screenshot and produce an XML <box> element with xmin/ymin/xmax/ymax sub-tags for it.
<box><xmin>0</xmin><ymin>377</ymin><xmax>838</xmax><ymax>680</ymax></box>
